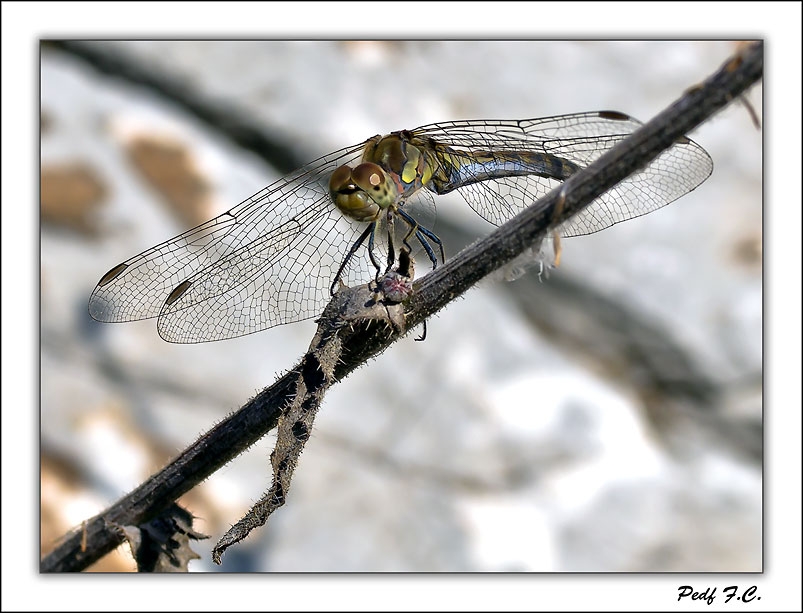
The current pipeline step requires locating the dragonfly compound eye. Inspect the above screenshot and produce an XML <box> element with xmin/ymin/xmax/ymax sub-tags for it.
<box><xmin>329</xmin><ymin>164</ymin><xmax>380</xmax><ymax>222</ymax></box>
<box><xmin>352</xmin><ymin>163</ymin><xmax>397</xmax><ymax>208</ymax></box>
<box><xmin>329</xmin><ymin>163</ymin><xmax>397</xmax><ymax>222</ymax></box>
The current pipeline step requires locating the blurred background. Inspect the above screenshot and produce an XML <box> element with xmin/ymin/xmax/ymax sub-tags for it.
<box><xmin>40</xmin><ymin>40</ymin><xmax>762</xmax><ymax>572</ymax></box>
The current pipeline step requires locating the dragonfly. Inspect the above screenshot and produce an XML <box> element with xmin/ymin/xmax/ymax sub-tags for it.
<box><xmin>88</xmin><ymin>111</ymin><xmax>713</xmax><ymax>343</ymax></box>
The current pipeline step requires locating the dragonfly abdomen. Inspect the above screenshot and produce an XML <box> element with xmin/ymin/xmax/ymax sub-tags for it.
<box><xmin>432</xmin><ymin>150</ymin><xmax>580</xmax><ymax>195</ymax></box>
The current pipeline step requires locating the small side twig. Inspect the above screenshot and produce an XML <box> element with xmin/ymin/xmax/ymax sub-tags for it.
<box><xmin>40</xmin><ymin>41</ymin><xmax>763</xmax><ymax>572</ymax></box>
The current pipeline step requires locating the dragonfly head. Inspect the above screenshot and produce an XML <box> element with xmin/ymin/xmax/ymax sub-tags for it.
<box><xmin>329</xmin><ymin>162</ymin><xmax>399</xmax><ymax>222</ymax></box>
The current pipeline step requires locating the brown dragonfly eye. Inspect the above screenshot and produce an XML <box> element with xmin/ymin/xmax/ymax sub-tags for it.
<box><xmin>329</xmin><ymin>164</ymin><xmax>381</xmax><ymax>222</ymax></box>
<box><xmin>351</xmin><ymin>163</ymin><xmax>385</xmax><ymax>190</ymax></box>
<box><xmin>351</xmin><ymin>163</ymin><xmax>396</xmax><ymax>209</ymax></box>
<box><xmin>328</xmin><ymin>164</ymin><xmax>355</xmax><ymax>194</ymax></box>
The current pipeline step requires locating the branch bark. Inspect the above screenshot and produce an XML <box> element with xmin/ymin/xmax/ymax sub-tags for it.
<box><xmin>40</xmin><ymin>41</ymin><xmax>763</xmax><ymax>572</ymax></box>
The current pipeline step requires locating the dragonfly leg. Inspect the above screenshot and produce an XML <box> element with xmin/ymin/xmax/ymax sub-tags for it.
<box><xmin>384</xmin><ymin>211</ymin><xmax>396</xmax><ymax>275</ymax></box>
<box><xmin>365</xmin><ymin>224</ymin><xmax>385</xmax><ymax>280</ymax></box>
<box><xmin>395</xmin><ymin>209</ymin><xmax>419</xmax><ymax>255</ymax></box>
<box><xmin>331</xmin><ymin>222</ymin><xmax>378</xmax><ymax>295</ymax></box>
<box><xmin>413</xmin><ymin>231</ymin><xmax>438</xmax><ymax>270</ymax></box>
<box><xmin>415</xmin><ymin>225</ymin><xmax>445</xmax><ymax>269</ymax></box>
<box><xmin>415</xmin><ymin>319</ymin><xmax>428</xmax><ymax>342</ymax></box>
<box><xmin>396</xmin><ymin>209</ymin><xmax>442</xmax><ymax>270</ymax></box>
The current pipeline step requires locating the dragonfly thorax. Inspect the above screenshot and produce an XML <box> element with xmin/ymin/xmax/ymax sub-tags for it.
<box><xmin>362</xmin><ymin>132</ymin><xmax>437</xmax><ymax>198</ymax></box>
<box><xmin>329</xmin><ymin>162</ymin><xmax>400</xmax><ymax>222</ymax></box>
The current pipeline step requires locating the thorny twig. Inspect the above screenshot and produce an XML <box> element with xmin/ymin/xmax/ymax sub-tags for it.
<box><xmin>41</xmin><ymin>41</ymin><xmax>763</xmax><ymax>572</ymax></box>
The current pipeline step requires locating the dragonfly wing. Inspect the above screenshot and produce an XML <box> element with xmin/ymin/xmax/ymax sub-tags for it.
<box><xmin>443</xmin><ymin>172</ymin><xmax>565</xmax><ymax>227</ymax></box>
<box><xmin>88</xmin><ymin>142</ymin><xmax>369</xmax><ymax>342</ymax></box>
<box><xmin>412</xmin><ymin>112</ymin><xmax>643</xmax><ymax>147</ymax></box>
<box><xmin>540</xmin><ymin>130</ymin><xmax>714</xmax><ymax>237</ymax></box>
<box><xmin>156</xmin><ymin>201</ymin><xmax>371</xmax><ymax>342</ymax></box>
<box><xmin>412</xmin><ymin>112</ymin><xmax>713</xmax><ymax>236</ymax></box>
